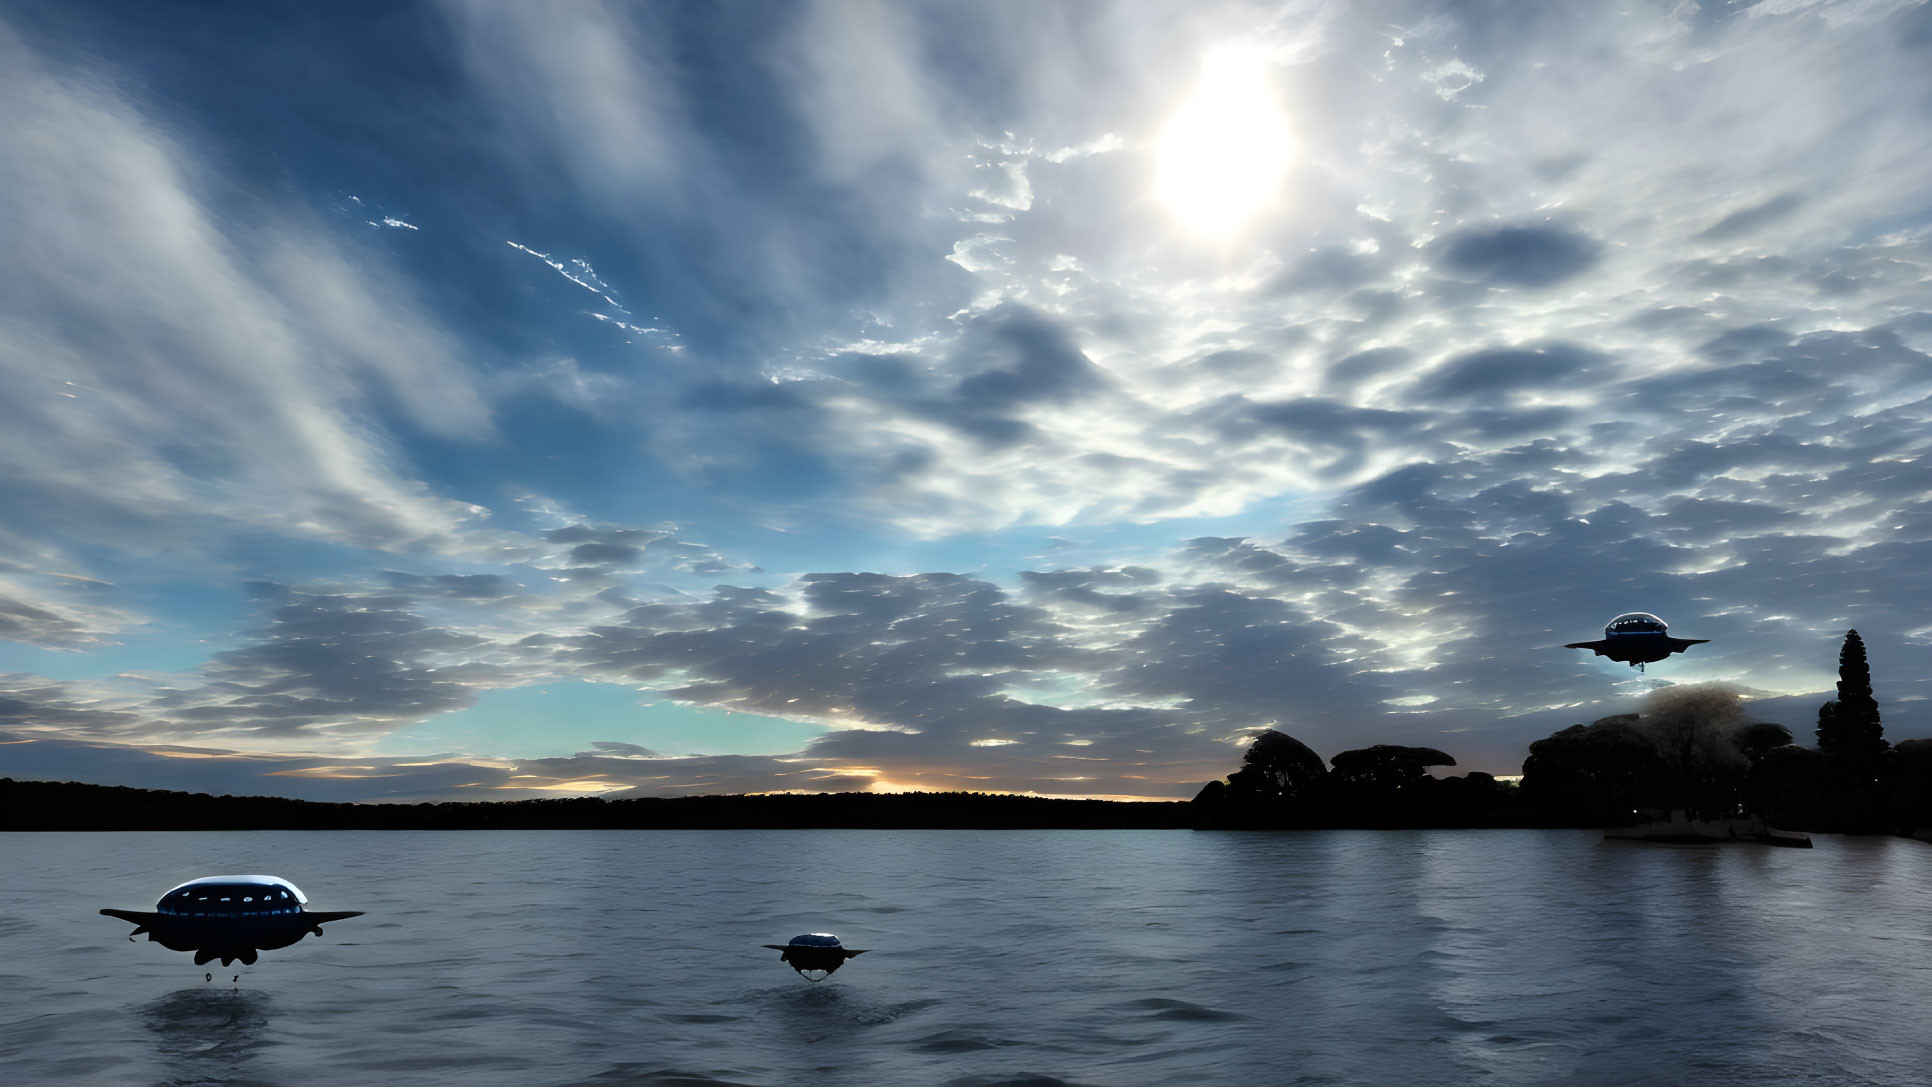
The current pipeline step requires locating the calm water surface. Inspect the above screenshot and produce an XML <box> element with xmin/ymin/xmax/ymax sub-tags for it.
<box><xmin>2</xmin><ymin>830</ymin><xmax>1928</xmax><ymax>1086</ymax></box>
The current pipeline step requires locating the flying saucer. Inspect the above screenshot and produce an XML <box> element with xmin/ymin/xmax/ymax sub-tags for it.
<box><xmin>1566</xmin><ymin>612</ymin><xmax>1709</xmax><ymax>671</ymax></box>
<box><xmin>763</xmin><ymin>932</ymin><xmax>868</xmax><ymax>980</ymax></box>
<box><xmin>101</xmin><ymin>874</ymin><xmax>362</xmax><ymax>967</ymax></box>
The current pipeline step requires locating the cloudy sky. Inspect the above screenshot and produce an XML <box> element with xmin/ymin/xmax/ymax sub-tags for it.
<box><xmin>4</xmin><ymin>0</ymin><xmax>1930</xmax><ymax>803</ymax></box>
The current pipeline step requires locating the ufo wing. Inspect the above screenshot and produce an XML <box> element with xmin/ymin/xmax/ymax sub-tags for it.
<box><xmin>764</xmin><ymin>944</ymin><xmax>868</xmax><ymax>957</ymax></box>
<box><xmin>1564</xmin><ymin>639</ymin><xmax>1613</xmax><ymax>654</ymax></box>
<box><xmin>100</xmin><ymin>908</ymin><xmax>161</xmax><ymax>932</ymax></box>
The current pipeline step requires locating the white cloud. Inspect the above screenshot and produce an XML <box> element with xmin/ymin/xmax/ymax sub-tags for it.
<box><xmin>439</xmin><ymin>0</ymin><xmax>685</xmax><ymax>204</ymax></box>
<box><xmin>0</xmin><ymin>23</ymin><xmax>491</xmax><ymax>558</ymax></box>
<box><xmin>619</xmin><ymin>0</ymin><xmax>1932</xmax><ymax>543</ymax></box>
<box><xmin>0</xmin><ymin>573</ymin><xmax>142</xmax><ymax>648</ymax></box>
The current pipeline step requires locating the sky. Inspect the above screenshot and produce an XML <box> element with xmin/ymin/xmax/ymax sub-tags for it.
<box><xmin>3</xmin><ymin>0</ymin><xmax>1931</xmax><ymax>803</ymax></box>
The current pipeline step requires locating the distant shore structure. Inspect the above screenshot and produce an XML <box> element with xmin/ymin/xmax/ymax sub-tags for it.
<box><xmin>1566</xmin><ymin>612</ymin><xmax>1709</xmax><ymax>671</ymax></box>
<box><xmin>1605</xmin><ymin>810</ymin><xmax>1810</xmax><ymax>847</ymax></box>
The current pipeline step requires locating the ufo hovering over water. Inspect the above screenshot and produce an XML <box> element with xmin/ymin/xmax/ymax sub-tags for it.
<box><xmin>101</xmin><ymin>874</ymin><xmax>362</xmax><ymax>967</ymax></box>
<box><xmin>1566</xmin><ymin>612</ymin><xmax>1709</xmax><ymax>671</ymax></box>
<box><xmin>764</xmin><ymin>933</ymin><xmax>868</xmax><ymax>980</ymax></box>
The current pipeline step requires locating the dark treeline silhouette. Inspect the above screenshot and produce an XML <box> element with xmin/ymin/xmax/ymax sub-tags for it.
<box><xmin>10</xmin><ymin>631</ymin><xmax>1926</xmax><ymax>838</ymax></box>
<box><xmin>0</xmin><ymin>779</ymin><xmax>1192</xmax><ymax>831</ymax></box>
<box><xmin>1192</xmin><ymin>732</ymin><xmax>1533</xmax><ymax>830</ymax></box>
<box><xmin>1195</xmin><ymin>630</ymin><xmax>1932</xmax><ymax>838</ymax></box>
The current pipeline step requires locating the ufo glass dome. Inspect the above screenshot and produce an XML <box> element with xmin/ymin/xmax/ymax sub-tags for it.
<box><xmin>155</xmin><ymin>875</ymin><xmax>310</xmax><ymax>917</ymax></box>
<box><xmin>158</xmin><ymin>884</ymin><xmax>304</xmax><ymax>917</ymax></box>
<box><xmin>1605</xmin><ymin>613</ymin><xmax>1668</xmax><ymax>635</ymax></box>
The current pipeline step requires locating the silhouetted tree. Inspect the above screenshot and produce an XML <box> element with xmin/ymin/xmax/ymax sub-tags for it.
<box><xmin>1809</xmin><ymin>629</ymin><xmax>1892</xmax><ymax>832</ymax></box>
<box><xmin>1521</xmin><ymin>715</ymin><xmax>1664</xmax><ymax>824</ymax></box>
<box><xmin>1731</xmin><ymin>722</ymin><xmax>1799</xmax><ymax>824</ymax></box>
<box><xmin>1885</xmin><ymin>738</ymin><xmax>1932</xmax><ymax>837</ymax></box>
<box><xmin>1638</xmin><ymin>683</ymin><xmax>1749</xmax><ymax>818</ymax></box>
<box><xmin>1323</xmin><ymin>745</ymin><xmax>1460</xmax><ymax>826</ymax></box>
<box><xmin>1424</xmin><ymin>771</ymin><xmax>1520</xmax><ymax>828</ymax></box>
<box><xmin>1744</xmin><ymin>744</ymin><xmax>1828</xmax><ymax>829</ymax></box>
<box><xmin>1730</xmin><ymin>722</ymin><xmax>1794</xmax><ymax>764</ymax></box>
<box><xmin>1192</xmin><ymin>729</ymin><xmax>1328</xmax><ymax>826</ymax></box>
<box><xmin>1224</xmin><ymin>729</ymin><xmax>1328</xmax><ymax>801</ymax></box>
<box><xmin>1816</xmin><ymin>629</ymin><xmax>1886</xmax><ymax>760</ymax></box>
<box><xmin>1327</xmin><ymin>745</ymin><xmax>1456</xmax><ymax>792</ymax></box>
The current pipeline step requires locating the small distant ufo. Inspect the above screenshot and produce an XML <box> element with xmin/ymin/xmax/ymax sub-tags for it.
<box><xmin>1566</xmin><ymin>612</ymin><xmax>1709</xmax><ymax>671</ymax></box>
<box><xmin>763</xmin><ymin>933</ymin><xmax>868</xmax><ymax>980</ymax></box>
<box><xmin>101</xmin><ymin>874</ymin><xmax>362</xmax><ymax>967</ymax></box>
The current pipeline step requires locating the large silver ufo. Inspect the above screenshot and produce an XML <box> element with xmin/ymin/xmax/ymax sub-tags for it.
<box><xmin>1565</xmin><ymin>612</ymin><xmax>1709</xmax><ymax>671</ymax></box>
<box><xmin>102</xmin><ymin>874</ymin><xmax>362</xmax><ymax>967</ymax></box>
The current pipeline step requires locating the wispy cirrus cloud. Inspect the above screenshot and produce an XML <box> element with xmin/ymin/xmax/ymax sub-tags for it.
<box><xmin>0</xmin><ymin>21</ymin><xmax>492</xmax><ymax>575</ymax></box>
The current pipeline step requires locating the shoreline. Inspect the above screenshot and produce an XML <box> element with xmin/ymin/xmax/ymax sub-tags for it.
<box><xmin>4</xmin><ymin>776</ymin><xmax>1594</xmax><ymax>832</ymax></box>
<box><xmin>9</xmin><ymin>778</ymin><xmax>1922</xmax><ymax>839</ymax></box>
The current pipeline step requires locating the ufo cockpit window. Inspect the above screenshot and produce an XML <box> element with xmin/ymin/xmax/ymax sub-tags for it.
<box><xmin>1607</xmin><ymin>613</ymin><xmax>1666</xmax><ymax>634</ymax></box>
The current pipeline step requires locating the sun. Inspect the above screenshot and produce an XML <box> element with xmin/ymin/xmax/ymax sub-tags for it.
<box><xmin>1155</xmin><ymin>46</ymin><xmax>1294</xmax><ymax>238</ymax></box>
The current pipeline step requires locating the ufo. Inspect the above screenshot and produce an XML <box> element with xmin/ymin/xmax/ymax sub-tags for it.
<box><xmin>1566</xmin><ymin>612</ymin><xmax>1709</xmax><ymax>671</ymax></box>
<box><xmin>101</xmin><ymin>874</ymin><xmax>362</xmax><ymax>967</ymax></box>
<box><xmin>763</xmin><ymin>933</ymin><xmax>868</xmax><ymax>980</ymax></box>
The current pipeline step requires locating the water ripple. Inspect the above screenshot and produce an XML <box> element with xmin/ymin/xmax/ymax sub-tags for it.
<box><xmin>7</xmin><ymin>830</ymin><xmax>1931</xmax><ymax>1086</ymax></box>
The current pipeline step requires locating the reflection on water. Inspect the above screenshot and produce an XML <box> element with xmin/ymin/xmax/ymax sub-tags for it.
<box><xmin>139</xmin><ymin>988</ymin><xmax>276</xmax><ymax>1087</ymax></box>
<box><xmin>5</xmin><ymin>830</ymin><xmax>1931</xmax><ymax>1086</ymax></box>
<box><xmin>758</xmin><ymin>983</ymin><xmax>940</xmax><ymax>1036</ymax></box>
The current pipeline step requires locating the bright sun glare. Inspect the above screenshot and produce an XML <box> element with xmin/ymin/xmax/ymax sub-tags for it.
<box><xmin>1155</xmin><ymin>47</ymin><xmax>1293</xmax><ymax>238</ymax></box>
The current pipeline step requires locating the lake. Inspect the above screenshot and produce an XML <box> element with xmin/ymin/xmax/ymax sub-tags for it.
<box><xmin>2</xmin><ymin>830</ymin><xmax>1928</xmax><ymax>1085</ymax></box>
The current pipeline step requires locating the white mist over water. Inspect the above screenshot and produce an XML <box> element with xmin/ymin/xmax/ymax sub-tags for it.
<box><xmin>3</xmin><ymin>830</ymin><xmax>1929</xmax><ymax>1085</ymax></box>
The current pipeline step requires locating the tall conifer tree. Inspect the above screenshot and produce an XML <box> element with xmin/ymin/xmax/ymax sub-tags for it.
<box><xmin>1816</xmin><ymin>629</ymin><xmax>1885</xmax><ymax>759</ymax></box>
